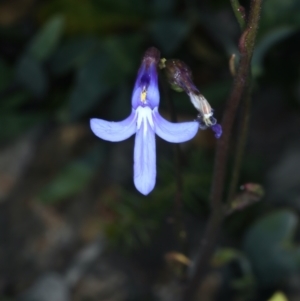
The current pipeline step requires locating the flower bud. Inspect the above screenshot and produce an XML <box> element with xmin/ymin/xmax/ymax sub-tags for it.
<box><xmin>164</xmin><ymin>59</ymin><xmax>198</xmax><ymax>93</ymax></box>
<box><xmin>163</xmin><ymin>59</ymin><xmax>222</xmax><ymax>138</ymax></box>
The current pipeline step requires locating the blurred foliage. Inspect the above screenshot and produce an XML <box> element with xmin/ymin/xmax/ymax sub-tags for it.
<box><xmin>1</xmin><ymin>0</ymin><xmax>300</xmax><ymax>299</ymax></box>
<box><xmin>101</xmin><ymin>188</ymin><xmax>170</xmax><ymax>250</ymax></box>
<box><xmin>212</xmin><ymin>248</ymin><xmax>256</xmax><ymax>299</ymax></box>
<box><xmin>243</xmin><ymin>210</ymin><xmax>300</xmax><ymax>287</ymax></box>
<box><xmin>28</xmin><ymin>15</ymin><xmax>65</xmax><ymax>61</ymax></box>
<box><xmin>252</xmin><ymin>0</ymin><xmax>300</xmax><ymax>76</ymax></box>
<box><xmin>38</xmin><ymin>146</ymin><xmax>103</xmax><ymax>204</ymax></box>
<box><xmin>268</xmin><ymin>292</ymin><xmax>289</xmax><ymax>301</ymax></box>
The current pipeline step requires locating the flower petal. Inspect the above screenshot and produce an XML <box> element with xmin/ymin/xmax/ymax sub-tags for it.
<box><xmin>90</xmin><ymin>110</ymin><xmax>137</xmax><ymax>142</ymax></box>
<box><xmin>211</xmin><ymin>124</ymin><xmax>222</xmax><ymax>138</ymax></box>
<box><xmin>131</xmin><ymin>54</ymin><xmax>160</xmax><ymax>110</ymax></box>
<box><xmin>134</xmin><ymin>120</ymin><xmax>156</xmax><ymax>195</ymax></box>
<box><xmin>144</xmin><ymin>63</ymin><xmax>159</xmax><ymax>108</ymax></box>
<box><xmin>153</xmin><ymin>108</ymin><xmax>199</xmax><ymax>143</ymax></box>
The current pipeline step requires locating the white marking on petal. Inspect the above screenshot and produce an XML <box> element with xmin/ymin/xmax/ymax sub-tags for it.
<box><xmin>136</xmin><ymin>111</ymin><xmax>143</xmax><ymax>130</ymax></box>
<box><xmin>143</xmin><ymin>118</ymin><xmax>148</xmax><ymax>136</ymax></box>
<box><xmin>148</xmin><ymin>113</ymin><xmax>154</xmax><ymax>128</ymax></box>
<box><xmin>135</xmin><ymin>106</ymin><xmax>155</xmax><ymax>137</ymax></box>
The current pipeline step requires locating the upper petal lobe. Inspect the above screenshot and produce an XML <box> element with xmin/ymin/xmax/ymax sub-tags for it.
<box><xmin>131</xmin><ymin>55</ymin><xmax>160</xmax><ymax>109</ymax></box>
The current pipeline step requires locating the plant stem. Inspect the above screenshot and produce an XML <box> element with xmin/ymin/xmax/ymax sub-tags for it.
<box><xmin>227</xmin><ymin>0</ymin><xmax>262</xmax><ymax>203</ymax></box>
<box><xmin>230</xmin><ymin>0</ymin><xmax>247</xmax><ymax>30</ymax></box>
<box><xmin>180</xmin><ymin>0</ymin><xmax>262</xmax><ymax>299</ymax></box>
<box><xmin>227</xmin><ymin>91</ymin><xmax>252</xmax><ymax>203</ymax></box>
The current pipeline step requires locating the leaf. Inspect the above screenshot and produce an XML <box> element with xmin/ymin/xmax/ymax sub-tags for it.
<box><xmin>0</xmin><ymin>59</ymin><xmax>12</xmax><ymax>92</ymax></box>
<box><xmin>0</xmin><ymin>113</ymin><xmax>45</xmax><ymax>142</ymax></box>
<box><xmin>38</xmin><ymin>146</ymin><xmax>103</xmax><ymax>204</ymax></box>
<box><xmin>252</xmin><ymin>27</ymin><xmax>295</xmax><ymax>76</ymax></box>
<box><xmin>252</xmin><ymin>0</ymin><xmax>300</xmax><ymax>76</ymax></box>
<box><xmin>14</xmin><ymin>55</ymin><xmax>48</xmax><ymax>97</ymax></box>
<box><xmin>69</xmin><ymin>54</ymin><xmax>111</xmax><ymax>120</ymax></box>
<box><xmin>50</xmin><ymin>36</ymin><xmax>99</xmax><ymax>74</ymax></box>
<box><xmin>149</xmin><ymin>18</ymin><xmax>191</xmax><ymax>54</ymax></box>
<box><xmin>109</xmin><ymin>83</ymin><xmax>132</xmax><ymax>120</ymax></box>
<box><xmin>1</xmin><ymin>92</ymin><xmax>31</xmax><ymax>111</ymax></box>
<box><xmin>261</xmin><ymin>0</ymin><xmax>300</xmax><ymax>31</ymax></box>
<box><xmin>38</xmin><ymin>162</ymin><xmax>92</xmax><ymax>204</ymax></box>
<box><xmin>27</xmin><ymin>15</ymin><xmax>65</xmax><ymax>61</ymax></box>
<box><xmin>196</xmin><ymin>11</ymin><xmax>238</xmax><ymax>56</ymax></box>
<box><xmin>268</xmin><ymin>292</ymin><xmax>289</xmax><ymax>301</ymax></box>
<box><xmin>102</xmin><ymin>34</ymin><xmax>142</xmax><ymax>76</ymax></box>
<box><xmin>151</xmin><ymin>0</ymin><xmax>175</xmax><ymax>15</ymax></box>
<box><xmin>212</xmin><ymin>248</ymin><xmax>254</xmax><ymax>277</ymax></box>
<box><xmin>165</xmin><ymin>252</ymin><xmax>191</xmax><ymax>266</ymax></box>
<box><xmin>243</xmin><ymin>210</ymin><xmax>299</xmax><ymax>287</ymax></box>
<box><xmin>69</xmin><ymin>34</ymin><xmax>142</xmax><ymax>120</ymax></box>
<box><xmin>212</xmin><ymin>248</ymin><xmax>242</xmax><ymax>267</ymax></box>
<box><xmin>38</xmin><ymin>0</ymin><xmax>143</xmax><ymax>35</ymax></box>
<box><xmin>227</xmin><ymin>183</ymin><xmax>264</xmax><ymax>215</ymax></box>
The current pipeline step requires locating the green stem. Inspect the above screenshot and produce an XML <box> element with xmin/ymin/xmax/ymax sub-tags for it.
<box><xmin>211</xmin><ymin>0</ymin><xmax>261</xmax><ymax>215</ymax></box>
<box><xmin>227</xmin><ymin>0</ymin><xmax>261</xmax><ymax>203</ymax></box>
<box><xmin>227</xmin><ymin>89</ymin><xmax>252</xmax><ymax>204</ymax></box>
<box><xmin>245</xmin><ymin>0</ymin><xmax>262</xmax><ymax>56</ymax></box>
<box><xmin>180</xmin><ymin>0</ymin><xmax>262</xmax><ymax>299</ymax></box>
<box><xmin>230</xmin><ymin>0</ymin><xmax>247</xmax><ymax>30</ymax></box>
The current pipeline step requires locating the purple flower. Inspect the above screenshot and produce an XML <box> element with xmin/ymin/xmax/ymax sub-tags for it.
<box><xmin>90</xmin><ymin>47</ymin><xmax>199</xmax><ymax>195</ymax></box>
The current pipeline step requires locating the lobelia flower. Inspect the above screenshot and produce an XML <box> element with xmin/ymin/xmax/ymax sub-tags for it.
<box><xmin>90</xmin><ymin>47</ymin><xmax>199</xmax><ymax>195</ymax></box>
<box><xmin>164</xmin><ymin>59</ymin><xmax>222</xmax><ymax>138</ymax></box>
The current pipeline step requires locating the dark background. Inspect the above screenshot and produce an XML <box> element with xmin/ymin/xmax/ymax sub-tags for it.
<box><xmin>0</xmin><ymin>0</ymin><xmax>300</xmax><ymax>300</ymax></box>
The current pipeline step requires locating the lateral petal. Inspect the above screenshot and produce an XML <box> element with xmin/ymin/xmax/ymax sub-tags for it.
<box><xmin>90</xmin><ymin>110</ymin><xmax>137</xmax><ymax>142</ymax></box>
<box><xmin>153</xmin><ymin>108</ymin><xmax>199</xmax><ymax>143</ymax></box>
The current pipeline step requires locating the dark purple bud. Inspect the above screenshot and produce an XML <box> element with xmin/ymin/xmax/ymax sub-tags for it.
<box><xmin>163</xmin><ymin>58</ymin><xmax>223</xmax><ymax>140</ymax></box>
<box><xmin>164</xmin><ymin>59</ymin><xmax>199</xmax><ymax>94</ymax></box>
